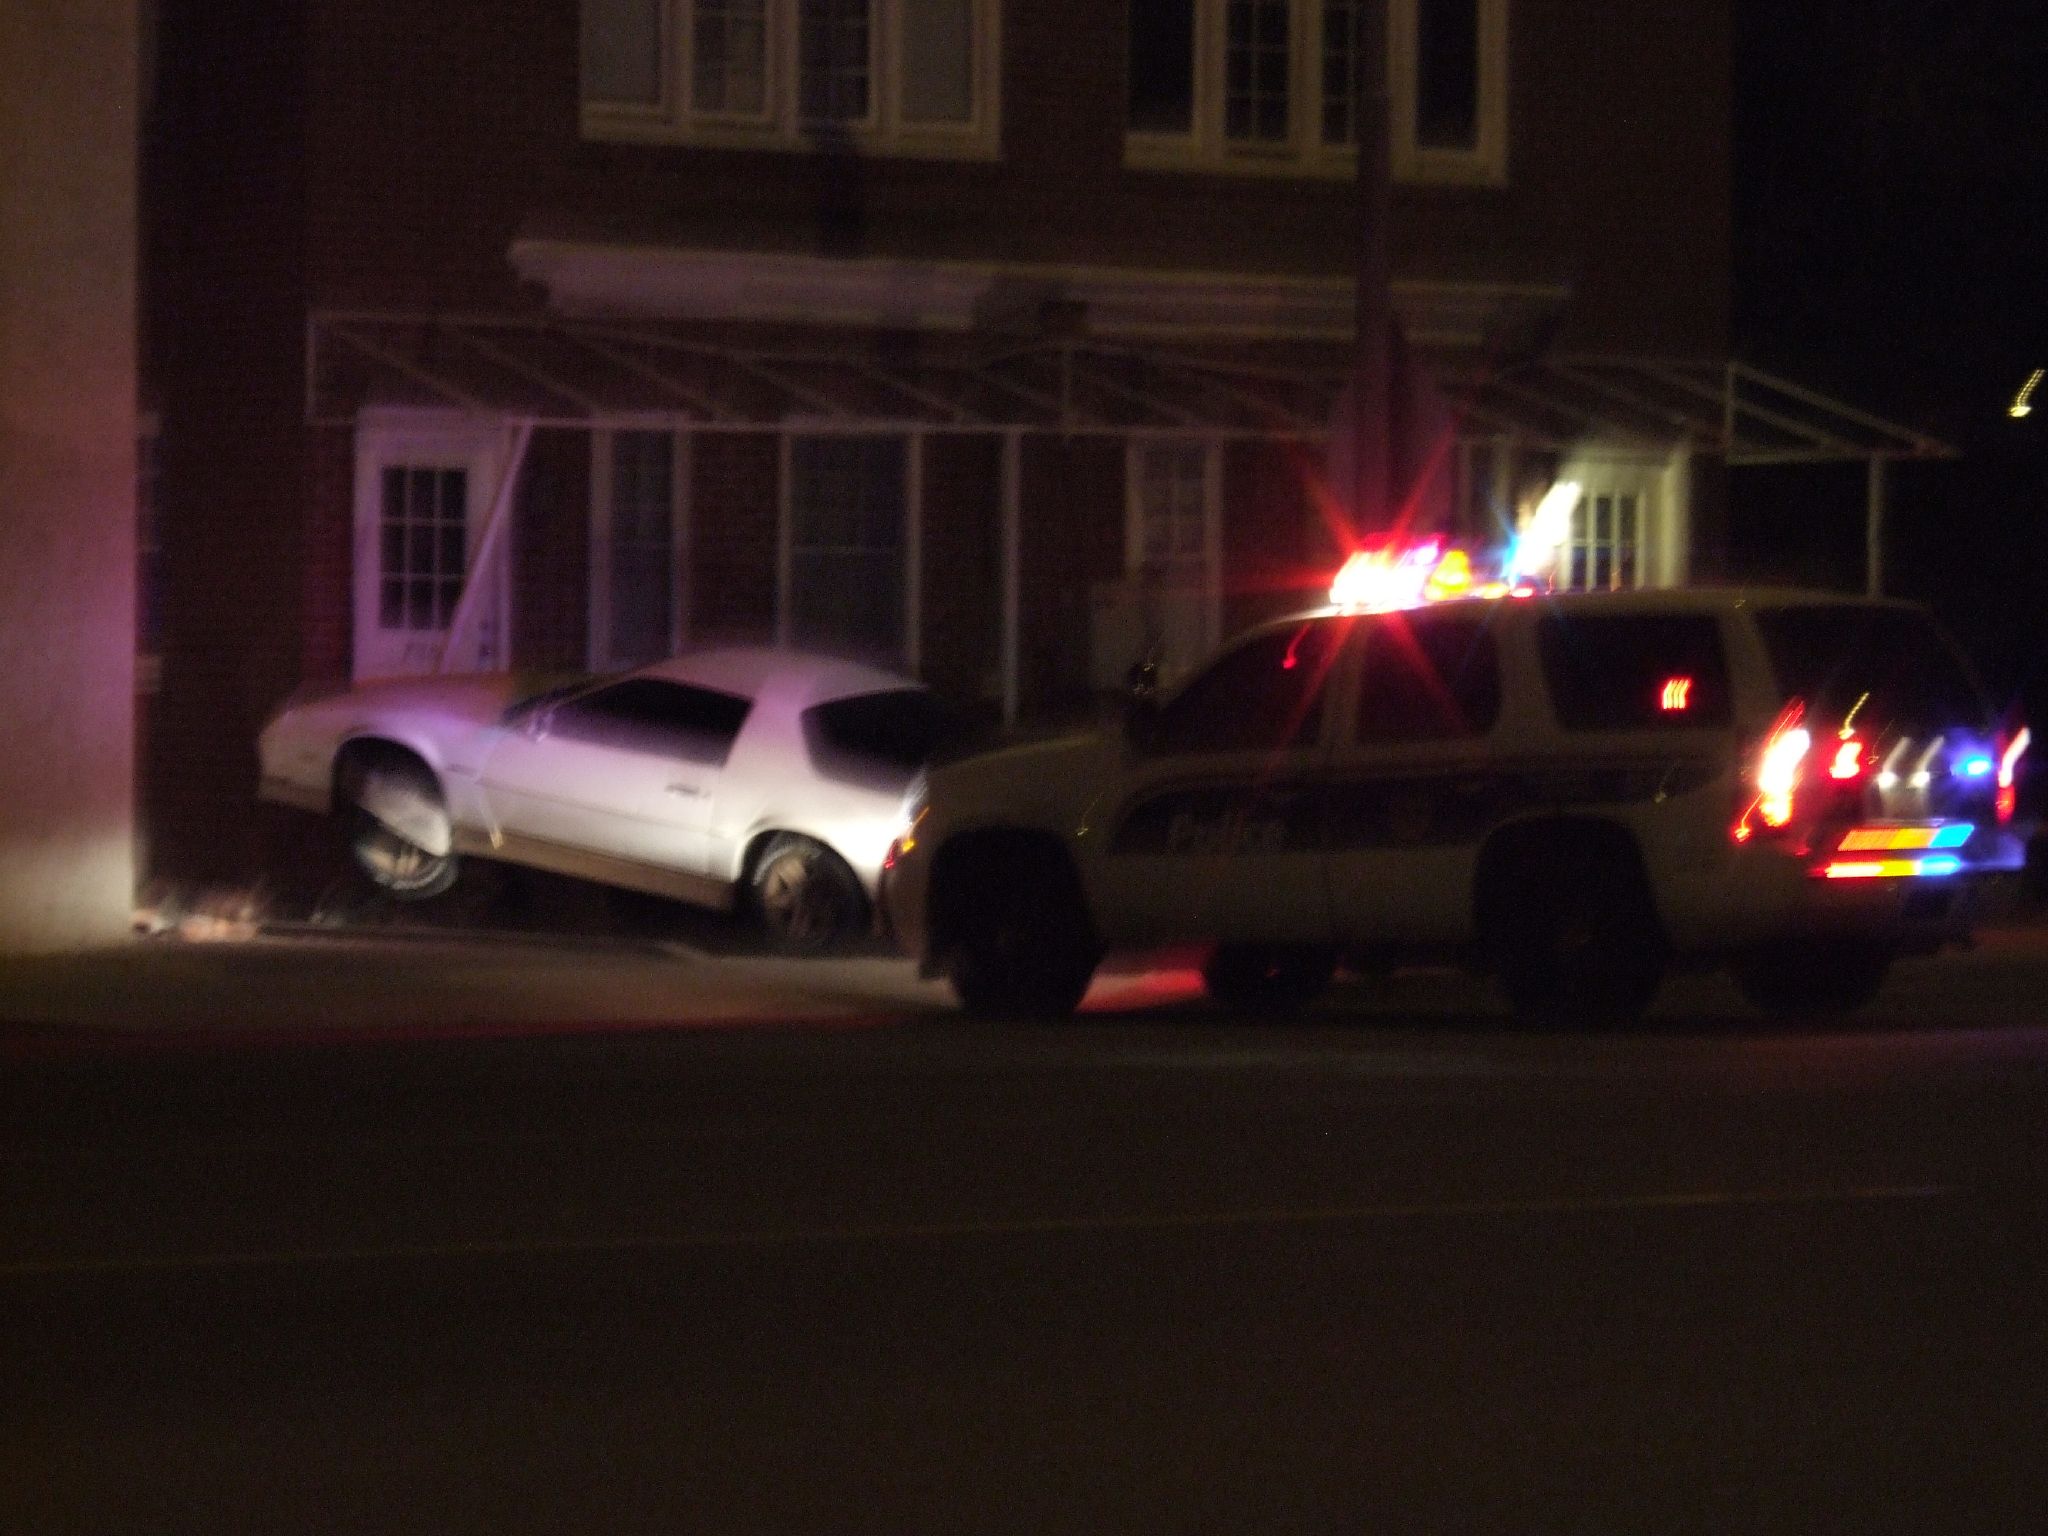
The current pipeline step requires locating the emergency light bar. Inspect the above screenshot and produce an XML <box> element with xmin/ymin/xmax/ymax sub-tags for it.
<box><xmin>1328</xmin><ymin>539</ymin><xmax>1535</xmax><ymax>613</ymax></box>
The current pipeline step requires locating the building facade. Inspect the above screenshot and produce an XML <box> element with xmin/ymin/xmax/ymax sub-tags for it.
<box><xmin>144</xmin><ymin>0</ymin><xmax>1935</xmax><ymax>882</ymax></box>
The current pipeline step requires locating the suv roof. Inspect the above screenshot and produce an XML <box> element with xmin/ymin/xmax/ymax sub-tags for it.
<box><xmin>1277</xmin><ymin>585</ymin><xmax>1925</xmax><ymax>628</ymax></box>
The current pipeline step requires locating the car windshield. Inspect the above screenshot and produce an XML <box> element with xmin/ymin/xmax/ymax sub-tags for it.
<box><xmin>1755</xmin><ymin>605</ymin><xmax>1991</xmax><ymax>730</ymax></box>
<box><xmin>801</xmin><ymin>689</ymin><xmax>970</xmax><ymax>790</ymax></box>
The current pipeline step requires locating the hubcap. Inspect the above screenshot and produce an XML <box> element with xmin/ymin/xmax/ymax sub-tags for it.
<box><xmin>760</xmin><ymin>852</ymin><xmax>835</xmax><ymax>944</ymax></box>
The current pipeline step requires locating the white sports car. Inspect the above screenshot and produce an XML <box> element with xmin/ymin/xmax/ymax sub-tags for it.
<box><xmin>257</xmin><ymin>649</ymin><xmax>960</xmax><ymax>949</ymax></box>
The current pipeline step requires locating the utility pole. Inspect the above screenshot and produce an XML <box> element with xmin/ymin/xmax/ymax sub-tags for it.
<box><xmin>1351</xmin><ymin>0</ymin><xmax>1396</xmax><ymax>538</ymax></box>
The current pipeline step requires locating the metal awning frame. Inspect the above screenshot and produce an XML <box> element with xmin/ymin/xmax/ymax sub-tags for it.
<box><xmin>308</xmin><ymin>314</ymin><xmax>1954</xmax><ymax>468</ymax></box>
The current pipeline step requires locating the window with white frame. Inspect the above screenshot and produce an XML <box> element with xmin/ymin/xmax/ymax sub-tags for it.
<box><xmin>592</xmin><ymin>429</ymin><xmax>687</xmax><ymax>671</ymax></box>
<box><xmin>1130</xmin><ymin>438</ymin><xmax>1215</xmax><ymax>587</ymax></box>
<box><xmin>581</xmin><ymin>0</ymin><xmax>1000</xmax><ymax>158</ymax></box>
<box><xmin>1560</xmin><ymin>486</ymin><xmax>1644</xmax><ymax>592</ymax></box>
<box><xmin>1126</xmin><ymin>0</ymin><xmax>1507</xmax><ymax>183</ymax></box>
<box><xmin>785</xmin><ymin>434</ymin><xmax>910</xmax><ymax>663</ymax></box>
<box><xmin>1123</xmin><ymin>437</ymin><xmax>1222</xmax><ymax>672</ymax></box>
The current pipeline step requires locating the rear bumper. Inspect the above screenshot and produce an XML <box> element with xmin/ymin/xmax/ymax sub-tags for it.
<box><xmin>1674</xmin><ymin>830</ymin><xmax>2026</xmax><ymax>955</ymax></box>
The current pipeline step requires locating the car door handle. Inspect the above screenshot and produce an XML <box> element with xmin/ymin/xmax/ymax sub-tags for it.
<box><xmin>667</xmin><ymin>782</ymin><xmax>705</xmax><ymax>798</ymax></box>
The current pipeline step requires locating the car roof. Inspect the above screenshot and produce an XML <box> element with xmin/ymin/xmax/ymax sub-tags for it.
<box><xmin>637</xmin><ymin>646</ymin><xmax>924</xmax><ymax>708</ymax></box>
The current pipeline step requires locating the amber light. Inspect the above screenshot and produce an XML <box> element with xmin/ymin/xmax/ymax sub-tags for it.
<box><xmin>1732</xmin><ymin>700</ymin><xmax>1812</xmax><ymax>843</ymax></box>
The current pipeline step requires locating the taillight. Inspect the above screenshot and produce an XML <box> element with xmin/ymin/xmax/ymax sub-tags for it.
<box><xmin>1733</xmin><ymin>700</ymin><xmax>1812</xmax><ymax>843</ymax></box>
<box><xmin>1997</xmin><ymin>725</ymin><xmax>2031</xmax><ymax>825</ymax></box>
<box><xmin>1827</xmin><ymin>736</ymin><xmax>1867</xmax><ymax>781</ymax></box>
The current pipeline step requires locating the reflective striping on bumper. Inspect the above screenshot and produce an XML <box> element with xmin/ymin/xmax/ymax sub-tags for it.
<box><xmin>1836</xmin><ymin>823</ymin><xmax>1975</xmax><ymax>853</ymax></box>
<box><xmin>1818</xmin><ymin>855</ymin><xmax>1963</xmax><ymax>880</ymax></box>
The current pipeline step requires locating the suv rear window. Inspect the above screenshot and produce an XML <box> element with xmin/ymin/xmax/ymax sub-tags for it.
<box><xmin>802</xmin><ymin>690</ymin><xmax>967</xmax><ymax>790</ymax></box>
<box><xmin>1755</xmin><ymin>605</ymin><xmax>1990</xmax><ymax>730</ymax></box>
<box><xmin>1538</xmin><ymin>614</ymin><xmax>1733</xmax><ymax>730</ymax></box>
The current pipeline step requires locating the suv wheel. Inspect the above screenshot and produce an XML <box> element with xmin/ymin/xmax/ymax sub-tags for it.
<box><xmin>1202</xmin><ymin>944</ymin><xmax>1336</xmax><ymax>1013</ymax></box>
<box><xmin>1491</xmin><ymin>850</ymin><xmax>1665</xmax><ymax>1028</ymax></box>
<box><xmin>1735</xmin><ymin>942</ymin><xmax>1892</xmax><ymax>1016</ymax></box>
<box><xmin>947</xmin><ymin>854</ymin><xmax>1100</xmax><ymax>1019</ymax></box>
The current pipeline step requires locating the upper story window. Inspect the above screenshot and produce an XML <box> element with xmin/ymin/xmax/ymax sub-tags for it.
<box><xmin>582</xmin><ymin>0</ymin><xmax>1001</xmax><ymax>159</ymax></box>
<box><xmin>1126</xmin><ymin>0</ymin><xmax>1508</xmax><ymax>184</ymax></box>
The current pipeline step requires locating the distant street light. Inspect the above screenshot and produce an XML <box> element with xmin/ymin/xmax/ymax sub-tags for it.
<box><xmin>2011</xmin><ymin>368</ymin><xmax>2042</xmax><ymax>419</ymax></box>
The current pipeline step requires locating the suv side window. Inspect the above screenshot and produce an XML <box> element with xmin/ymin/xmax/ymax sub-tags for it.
<box><xmin>1537</xmin><ymin>614</ymin><xmax>1732</xmax><ymax>730</ymax></box>
<box><xmin>1355</xmin><ymin>613</ymin><xmax>1502</xmax><ymax>742</ymax></box>
<box><xmin>550</xmin><ymin>678</ymin><xmax>753</xmax><ymax>765</ymax></box>
<box><xmin>1150</xmin><ymin>621</ymin><xmax>1342</xmax><ymax>755</ymax></box>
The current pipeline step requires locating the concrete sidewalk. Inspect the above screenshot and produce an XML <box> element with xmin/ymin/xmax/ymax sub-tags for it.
<box><xmin>0</xmin><ymin>927</ymin><xmax>952</xmax><ymax>1045</ymax></box>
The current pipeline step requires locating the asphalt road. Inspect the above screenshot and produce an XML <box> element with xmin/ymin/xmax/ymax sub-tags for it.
<box><xmin>7</xmin><ymin>945</ymin><xmax>2048</xmax><ymax>1533</ymax></box>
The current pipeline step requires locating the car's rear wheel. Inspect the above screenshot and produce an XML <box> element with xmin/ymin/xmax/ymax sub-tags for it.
<box><xmin>1735</xmin><ymin>942</ymin><xmax>1892</xmax><ymax>1016</ymax></box>
<box><xmin>947</xmin><ymin>853</ymin><xmax>1099</xmax><ymax>1019</ymax></box>
<box><xmin>749</xmin><ymin>835</ymin><xmax>866</xmax><ymax>953</ymax></box>
<box><xmin>1489</xmin><ymin>846</ymin><xmax>1665</xmax><ymax>1028</ymax></box>
<box><xmin>1202</xmin><ymin>944</ymin><xmax>1336</xmax><ymax>1013</ymax></box>
<box><xmin>342</xmin><ymin>756</ymin><xmax>459</xmax><ymax>901</ymax></box>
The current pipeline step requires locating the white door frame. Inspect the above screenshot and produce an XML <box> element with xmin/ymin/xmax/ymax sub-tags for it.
<box><xmin>1552</xmin><ymin>449</ymin><xmax>1689</xmax><ymax>590</ymax></box>
<box><xmin>352</xmin><ymin>409</ymin><xmax>515</xmax><ymax>679</ymax></box>
<box><xmin>588</xmin><ymin>421</ymin><xmax>692</xmax><ymax>671</ymax></box>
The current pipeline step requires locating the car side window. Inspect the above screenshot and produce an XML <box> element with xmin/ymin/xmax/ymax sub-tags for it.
<box><xmin>1149</xmin><ymin>621</ymin><xmax>1342</xmax><ymax>756</ymax></box>
<box><xmin>1355</xmin><ymin>613</ymin><xmax>1501</xmax><ymax>743</ymax></box>
<box><xmin>550</xmin><ymin>678</ymin><xmax>752</xmax><ymax>766</ymax></box>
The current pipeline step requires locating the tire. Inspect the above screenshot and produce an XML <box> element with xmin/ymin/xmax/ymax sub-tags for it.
<box><xmin>749</xmin><ymin>835</ymin><xmax>867</xmax><ymax>953</ymax></box>
<box><xmin>1202</xmin><ymin>944</ymin><xmax>1336</xmax><ymax>1013</ymax></box>
<box><xmin>1490</xmin><ymin>848</ymin><xmax>1665</xmax><ymax>1028</ymax></box>
<box><xmin>947</xmin><ymin>853</ymin><xmax>1100</xmax><ymax>1019</ymax></box>
<box><xmin>343</xmin><ymin>759</ymin><xmax>460</xmax><ymax>901</ymax></box>
<box><xmin>1735</xmin><ymin>942</ymin><xmax>1892</xmax><ymax>1017</ymax></box>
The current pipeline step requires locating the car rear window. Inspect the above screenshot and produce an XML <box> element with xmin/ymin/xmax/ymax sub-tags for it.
<box><xmin>802</xmin><ymin>690</ymin><xmax>967</xmax><ymax>790</ymax></box>
<box><xmin>1537</xmin><ymin>614</ymin><xmax>1733</xmax><ymax>731</ymax></box>
<box><xmin>1754</xmin><ymin>604</ymin><xmax>1990</xmax><ymax>730</ymax></box>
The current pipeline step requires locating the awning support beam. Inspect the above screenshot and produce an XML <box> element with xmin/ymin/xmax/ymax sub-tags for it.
<box><xmin>439</xmin><ymin>421</ymin><xmax>533</xmax><ymax>673</ymax></box>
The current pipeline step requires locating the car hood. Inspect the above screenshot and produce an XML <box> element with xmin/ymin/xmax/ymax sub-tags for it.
<box><xmin>929</xmin><ymin>730</ymin><xmax>1124</xmax><ymax>832</ymax></box>
<box><xmin>323</xmin><ymin>672</ymin><xmax>563</xmax><ymax>729</ymax></box>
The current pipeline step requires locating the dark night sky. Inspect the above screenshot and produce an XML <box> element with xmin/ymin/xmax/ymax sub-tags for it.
<box><xmin>1731</xmin><ymin>0</ymin><xmax>2048</xmax><ymax>711</ymax></box>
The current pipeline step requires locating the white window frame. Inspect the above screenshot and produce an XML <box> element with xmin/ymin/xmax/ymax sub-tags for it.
<box><xmin>589</xmin><ymin>424</ymin><xmax>692</xmax><ymax>672</ymax></box>
<box><xmin>583</xmin><ymin>0</ymin><xmax>1002</xmax><ymax>161</ymax></box>
<box><xmin>1544</xmin><ymin>455</ymin><xmax>1684</xmax><ymax>592</ymax></box>
<box><xmin>1125</xmin><ymin>0</ymin><xmax>1508</xmax><ymax>185</ymax></box>
<box><xmin>1125</xmin><ymin>435</ymin><xmax>1223</xmax><ymax>658</ymax></box>
<box><xmin>776</xmin><ymin>429</ymin><xmax>922</xmax><ymax>669</ymax></box>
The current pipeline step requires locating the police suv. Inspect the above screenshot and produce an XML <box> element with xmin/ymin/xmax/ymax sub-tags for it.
<box><xmin>882</xmin><ymin>562</ymin><xmax>2028</xmax><ymax>1023</ymax></box>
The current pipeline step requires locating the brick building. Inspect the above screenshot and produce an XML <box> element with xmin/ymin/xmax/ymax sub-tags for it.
<box><xmin>142</xmin><ymin>0</ymin><xmax>1941</xmax><ymax>882</ymax></box>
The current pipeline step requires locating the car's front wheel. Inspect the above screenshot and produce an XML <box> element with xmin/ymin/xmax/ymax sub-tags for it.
<box><xmin>749</xmin><ymin>835</ymin><xmax>867</xmax><ymax>953</ymax></box>
<box><xmin>946</xmin><ymin>852</ymin><xmax>1100</xmax><ymax>1019</ymax></box>
<box><xmin>1202</xmin><ymin>944</ymin><xmax>1337</xmax><ymax>1013</ymax></box>
<box><xmin>342</xmin><ymin>756</ymin><xmax>459</xmax><ymax>901</ymax></box>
